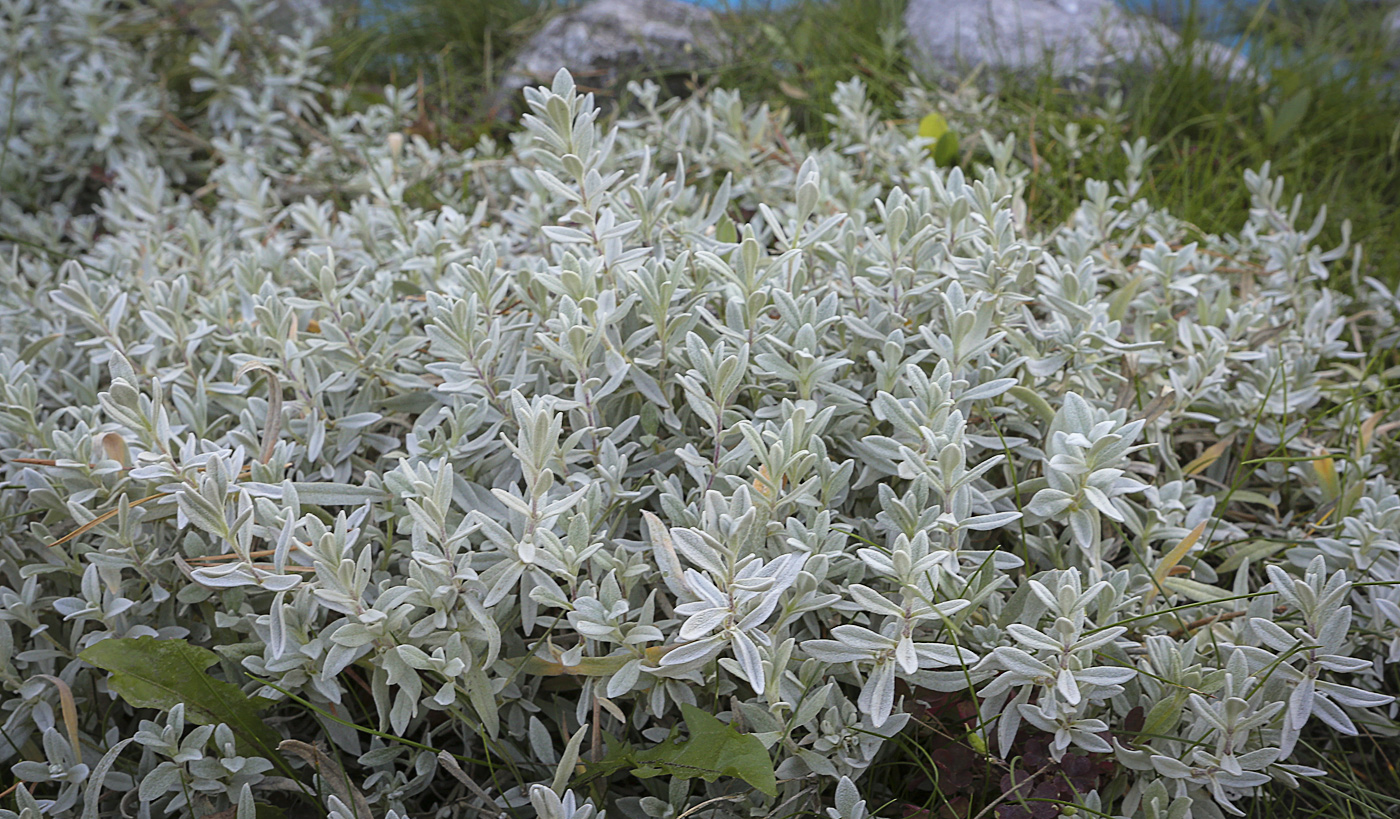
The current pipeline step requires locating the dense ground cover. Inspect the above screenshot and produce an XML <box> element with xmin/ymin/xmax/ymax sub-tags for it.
<box><xmin>3</xmin><ymin>1</ymin><xmax>1400</xmax><ymax>818</ymax></box>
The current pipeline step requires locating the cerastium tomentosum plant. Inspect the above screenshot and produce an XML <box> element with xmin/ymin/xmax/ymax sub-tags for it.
<box><xmin>2</xmin><ymin>2</ymin><xmax>1400</xmax><ymax>818</ymax></box>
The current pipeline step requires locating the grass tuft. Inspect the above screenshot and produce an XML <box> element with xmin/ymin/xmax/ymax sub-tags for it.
<box><xmin>322</xmin><ymin>0</ymin><xmax>1400</xmax><ymax>287</ymax></box>
<box><xmin>1007</xmin><ymin>0</ymin><xmax>1400</xmax><ymax>288</ymax></box>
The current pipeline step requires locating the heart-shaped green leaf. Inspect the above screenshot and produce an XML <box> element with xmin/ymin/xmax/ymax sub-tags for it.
<box><xmin>633</xmin><ymin>703</ymin><xmax>777</xmax><ymax>796</ymax></box>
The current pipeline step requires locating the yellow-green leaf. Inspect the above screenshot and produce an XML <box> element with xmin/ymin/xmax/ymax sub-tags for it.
<box><xmin>1146</xmin><ymin>520</ymin><xmax>1208</xmax><ymax>604</ymax></box>
<box><xmin>1358</xmin><ymin>410</ymin><xmax>1385</xmax><ymax>456</ymax></box>
<box><xmin>918</xmin><ymin>112</ymin><xmax>949</xmax><ymax>141</ymax></box>
<box><xmin>1184</xmin><ymin>436</ymin><xmax>1234</xmax><ymax>476</ymax></box>
<box><xmin>1312</xmin><ymin>452</ymin><xmax>1340</xmax><ymax>502</ymax></box>
<box><xmin>919</xmin><ymin>113</ymin><xmax>960</xmax><ymax>166</ymax></box>
<box><xmin>35</xmin><ymin>675</ymin><xmax>82</xmax><ymax>762</ymax></box>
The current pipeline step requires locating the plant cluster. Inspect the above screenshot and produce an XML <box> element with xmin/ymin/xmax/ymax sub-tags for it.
<box><xmin>3</xmin><ymin>2</ymin><xmax>1400</xmax><ymax>819</ymax></box>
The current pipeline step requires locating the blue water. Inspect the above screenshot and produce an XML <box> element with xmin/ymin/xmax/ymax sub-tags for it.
<box><xmin>1115</xmin><ymin>0</ymin><xmax>1250</xmax><ymax>29</ymax></box>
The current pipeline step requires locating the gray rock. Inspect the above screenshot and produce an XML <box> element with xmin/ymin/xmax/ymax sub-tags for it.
<box><xmin>903</xmin><ymin>0</ymin><xmax>1247</xmax><ymax>78</ymax></box>
<box><xmin>497</xmin><ymin>0</ymin><xmax>722</xmax><ymax>107</ymax></box>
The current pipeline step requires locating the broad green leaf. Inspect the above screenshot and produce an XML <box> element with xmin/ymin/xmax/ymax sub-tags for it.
<box><xmin>633</xmin><ymin>703</ymin><xmax>777</xmax><ymax>797</ymax></box>
<box><xmin>571</xmin><ymin>734</ymin><xmax>638</xmax><ymax>788</ymax></box>
<box><xmin>918</xmin><ymin>112</ymin><xmax>949</xmax><ymax>141</ymax></box>
<box><xmin>918</xmin><ymin>113</ymin><xmax>960</xmax><ymax>166</ymax></box>
<box><xmin>933</xmin><ymin>131</ymin><xmax>960</xmax><ymax>166</ymax></box>
<box><xmin>80</xmin><ymin>637</ymin><xmax>280</xmax><ymax>756</ymax></box>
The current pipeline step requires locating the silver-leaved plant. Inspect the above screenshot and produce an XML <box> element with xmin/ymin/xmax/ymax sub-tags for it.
<box><xmin>2</xmin><ymin>3</ymin><xmax>1399</xmax><ymax>819</ymax></box>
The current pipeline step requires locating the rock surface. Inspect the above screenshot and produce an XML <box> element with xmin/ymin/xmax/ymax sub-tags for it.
<box><xmin>497</xmin><ymin>0</ymin><xmax>722</xmax><ymax>107</ymax></box>
<box><xmin>903</xmin><ymin>0</ymin><xmax>1247</xmax><ymax>78</ymax></box>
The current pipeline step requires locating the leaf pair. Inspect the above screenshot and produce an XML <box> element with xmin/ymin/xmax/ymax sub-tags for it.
<box><xmin>918</xmin><ymin>113</ymin><xmax>960</xmax><ymax>167</ymax></box>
